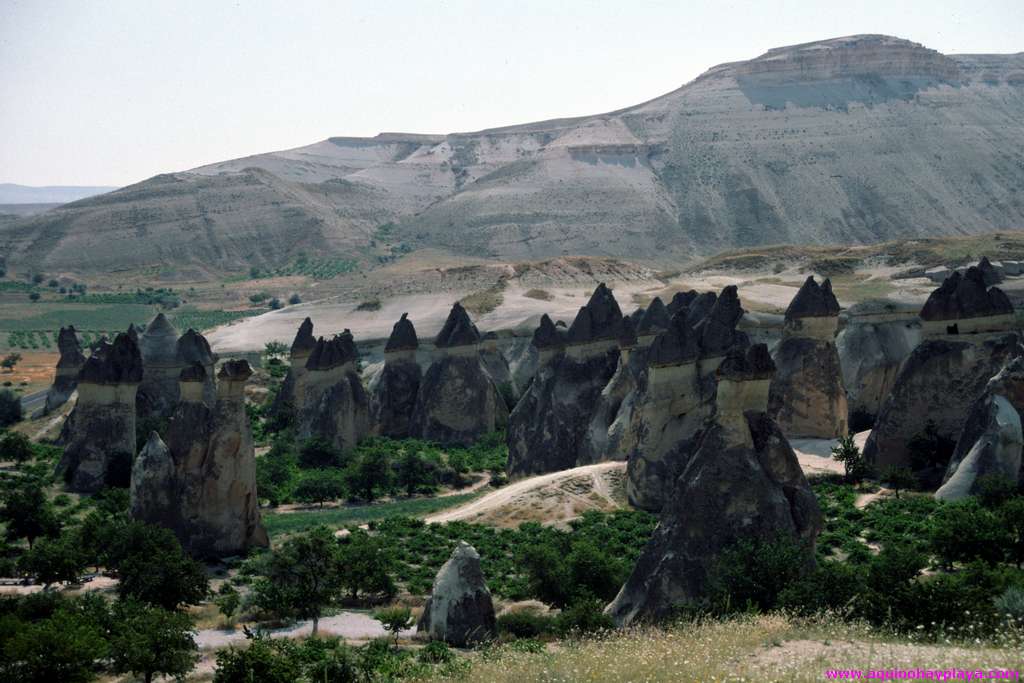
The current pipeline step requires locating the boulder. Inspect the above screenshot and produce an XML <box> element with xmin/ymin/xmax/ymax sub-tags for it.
<box><xmin>56</xmin><ymin>332</ymin><xmax>143</xmax><ymax>492</ymax></box>
<box><xmin>297</xmin><ymin>331</ymin><xmax>370</xmax><ymax>452</ymax></box>
<box><xmin>607</xmin><ymin>344</ymin><xmax>821</xmax><ymax>626</ymax></box>
<box><xmin>411</xmin><ymin>304</ymin><xmax>506</xmax><ymax>445</ymax></box>
<box><xmin>417</xmin><ymin>542</ymin><xmax>497</xmax><ymax>647</ymax></box>
<box><xmin>370</xmin><ymin>313</ymin><xmax>422</xmax><ymax>438</ymax></box>
<box><xmin>768</xmin><ymin>277</ymin><xmax>848</xmax><ymax>439</ymax></box>
<box><xmin>937</xmin><ymin>356</ymin><xmax>1024</xmax><ymax>500</ymax></box>
<box><xmin>42</xmin><ymin>326</ymin><xmax>86</xmax><ymax>415</ymax></box>
<box><xmin>507</xmin><ymin>285</ymin><xmax>622</xmax><ymax>475</ymax></box>
<box><xmin>130</xmin><ymin>360</ymin><xmax>268</xmax><ymax>557</ymax></box>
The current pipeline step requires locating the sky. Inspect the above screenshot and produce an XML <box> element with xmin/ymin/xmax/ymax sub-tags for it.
<box><xmin>1</xmin><ymin>0</ymin><xmax>1021</xmax><ymax>187</ymax></box>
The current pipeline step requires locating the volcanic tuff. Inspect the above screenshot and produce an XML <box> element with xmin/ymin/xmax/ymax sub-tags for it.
<box><xmin>4</xmin><ymin>35</ymin><xmax>1023</xmax><ymax>273</ymax></box>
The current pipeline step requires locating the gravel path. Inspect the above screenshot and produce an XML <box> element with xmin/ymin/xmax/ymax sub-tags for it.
<box><xmin>194</xmin><ymin>611</ymin><xmax>415</xmax><ymax>650</ymax></box>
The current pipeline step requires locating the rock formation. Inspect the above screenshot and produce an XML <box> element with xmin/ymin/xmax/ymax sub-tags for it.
<box><xmin>136</xmin><ymin>313</ymin><xmax>183</xmax><ymax>419</ymax></box>
<box><xmin>269</xmin><ymin>317</ymin><xmax>317</xmax><ymax>422</ymax></box>
<box><xmin>581</xmin><ymin>315</ymin><xmax>645</xmax><ymax>463</ymax></box>
<box><xmin>369</xmin><ymin>313</ymin><xmax>422</xmax><ymax>438</ymax></box>
<box><xmin>417</xmin><ymin>541</ymin><xmax>497</xmax><ymax>647</ymax></box>
<box><xmin>479</xmin><ymin>331</ymin><xmax>515</xmax><ymax>405</ymax></box>
<box><xmin>130</xmin><ymin>360</ymin><xmax>268</xmax><ymax>557</ymax></box>
<box><xmin>607</xmin><ymin>344</ymin><xmax>822</xmax><ymax>626</ymax></box>
<box><xmin>937</xmin><ymin>356</ymin><xmax>1024</xmax><ymax>500</ymax></box>
<box><xmin>636</xmin><ymin>297</ymin><xmax>670</xmax><ymax>345</ymax></box>
<box><xmin>411</xmin><ymin>304</ymin><xmax>506</xmax><ymax>445</ymax></box>
<box><xmin>176</xmin><ymin>329</ymin><xmax>218</xmax><ymax>405</ymax></box>
<box><xmin>978</xmin><ymin>256</ymin><xmax>1004</xmax><ymax>287</ymax></box>
<box><xmin>864</xmin><ymin>268</ymin><xmax>1020</xmax><ymax>479</ymax></box>
<box><xmin>625</xmin><ymin>286</ymin><xmax>748</xmax><ymax>512</ymax></box>
<box><xmin>296</xmin><ymin>331</ymin><xmax>370</xmax><ymax>452</ymax></box>
<box><xmin>768</xmin><ymin>277</ymin><xmax>848</xmax><ymax>438</ymax></box>
<box><xmin>42</xmin><ymin>326</ymin><xmax>86</xmax><ymax>415</ymax></box>
<box><xmin>56</xmin><ymin>332</ymin><xmax>143</xmax><ymax>492</ymax></box>
<box><xmin>507</xmin><ymin>284</ymin><xmax>623</xmax><ymax>475</ymax></box>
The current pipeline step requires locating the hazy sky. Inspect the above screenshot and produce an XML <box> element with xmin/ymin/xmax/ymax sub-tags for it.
<box><xmin>1</xmin><ymin>0</ymin><xmax>1021</xmax><ymax>186</ymax></box>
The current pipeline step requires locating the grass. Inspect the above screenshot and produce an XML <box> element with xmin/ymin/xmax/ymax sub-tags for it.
<box><xmin>0</xmin><ymin>302</ymin><xmax>153</xmax><ymax>333</ymax></box>
<box><xmin>168</xmin><ymin>307</ymin><xmax>262</xmax><ymax>333</ymax></box>
<box><xmin>420</xmin><ymin>613</ymin><xmax>1024</xmax><ymax>682</ymax></box>
<box><xmin>522</xmin><ymin>289</ymin><xmax>553</xmax><ymax>302</ymax></box>
<box><xmin>260</xmin><ymin>492</ymin><xmax>483</xmax><ymax>539</ymax></box>
<box><xmin>460</xmin><ymin>281</ymin><xmax>507</xmax><ymax>317</ymax></box>
<box><xmin>247</xmin><ymin>256</ymin><xmax>358</xmax><ymax>281</ymax></box>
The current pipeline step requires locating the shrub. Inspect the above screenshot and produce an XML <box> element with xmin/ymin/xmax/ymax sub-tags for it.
<box><xmin>418</xmin><ymin>640</ymin><xmax>453</xmax><ymax>664</ymax></box>
<box><xmin>214</xmin><ymin>633</ymin><xmax>301</xmax><ymax>683</ymax></box>
<box><xmin>706</xmin><ymin>535</ymin><xmax>813</xmax><ymax>614</ymax></box>
<box><xmin>881</xmin><ymin>465</ymin><xmax>916</xmax><ymax>498</ymax></box>
<box><xmin>298</xmin><ymin>437</ymin><xmax>347</xmax><ymax>469</ymax></box>
<box><xmin>975</xmin><ymin>474</ymin><xmax>1018</xmax><ymax>509</ymax></box>
<box><xmin>288</xmin><ymin>293</ymin><xmax>302</xmax><ymax>305</ymax></box>
<box><xmin>555</xmin><ymin>598</ymin><xmax>613</xmax><ymax>635</ymax></box>
<box><xmin>497</xmin><ymin>610</ymin><xmax>556</xmax><ymax>639</ymax></box>
<box><xmin>831</xmin><ymin>434</ymin><xmax>870</xmax><ymax>483</ymax></box>
<box><xmin>930</xmin><ymin>499</ymin><xmax>1009</xmax><ymax>568</ymax></box>
<box><xmin>373</xmin><ymin>605</ymin><xmax>413</xmax><ymax>648</ymax></box>
<box><xmin>0</xmin><ymin>390</ymin><xmax>22</xmax><ymax>428</ymax></box>
<box><xmin>778</xmin><ymin>560</ymin><xmax>866</xmax><ymax>615</ymax></box>
<box><xmin>994</xmin><ymin>585</ymin><xmax>1024</xmax><ymax>621</ymax></box>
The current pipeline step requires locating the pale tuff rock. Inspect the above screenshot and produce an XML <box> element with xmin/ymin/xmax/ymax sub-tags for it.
<box><xmin>297</xmin><ymin>332</ymin><xmax>370</xmax><ymax>453</ymax></box>
<box><xmin>56</xmin><ymin>332</ymin><xmax>143</xmax><ymax>493</ymax></box>
<box><xmin>768</xmin><ymin>277</ymin><xmax>848</xmax><ymax>439</ymax></box>
<box><xmin>507</xmin><ymin>284</ymin><xmax>623</xmax><ymax>475</ymax></box>
<box><xmin>607</xmin><ymin>343</ymin><xmax>820</xmax><ymax>627</ymax></box>
<box><xmin>270</xmin><ymin>317</ymin><xmax>316</xmax><ymax>420</ymax></box>
<box><xmin>370</xmin><ymin>313</ymin><xmax>422</xmax><ymax>438</ymax></box>
<box><xmin>42</xmin><ymin>326</ymin><xmax>86</xmax><ymax>415</ymax></box>
<box><xmin>417</xmin><ymin>542</ymin><xmax>497</xmax><ymax>646</ymax></box>
<box><xmin>479</xmin><ymin>331</ymin><xmax>516</xmax><ymax>407</ymax></box>
<box><xmin>625</xmin><ymin>287</ymin><xmax>749</xmax><ymax>513</ymax></box>
<box><xmin>130</xmin><ymin>360</ymin><xmax>268</xmax><ymax>557</ymax></box>
<box><xmin>937</xmin><ymin>356</ymin><xmax>1024</xmax><ymax>500</ymax></box>
<box><xmin>411</xmin><ymin>304</ymin><xmax>506</xmax><ymax>445</ymax></box>
<box><xmin>581</xmin><ymin>316</ymin><xmax>644</xmax><ymax>464</ymax></box>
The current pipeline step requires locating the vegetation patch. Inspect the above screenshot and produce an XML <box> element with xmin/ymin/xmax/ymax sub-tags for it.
<box><xmin>522</xmin><ymin>289</ymin><xmax>553</xmax><ymax>302</ymax></box>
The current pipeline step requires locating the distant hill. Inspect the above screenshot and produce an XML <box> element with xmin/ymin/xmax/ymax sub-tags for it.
<box><xmin>0</xmin><ymin>184</ymin><xmax>117</xmax><ymax>204</ymax></box>
<box><xmin>2</xmin><ymin>35</ymin><xmax>1023</xmax><ymax>276</ymax></box>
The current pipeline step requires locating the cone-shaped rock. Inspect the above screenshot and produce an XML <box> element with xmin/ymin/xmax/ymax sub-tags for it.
<box><xmin>637</xmin><ymin>297</ymin><xmax>670</xmax><ymax>338</ymax></box>
<box><xmin>297</xmin><ymin>332</ymin><xmax>370</xmax><ymax>452</ymax></box>
<box><xmin>435</xmin><ymin>302</ymin><xmax>480</xmax><ymax>348</ymax></box>
<box><xmin>270</xmin><ymin>317</ymin><xmax>317</xmax><ymax>422</ymax></box>
<box><xmin>56</xmin><ymin>332</ymin><xmax>143</xmax><ymax>492</ymax></box>
<box><xmin>666</xmin><ymin>290</ymin><xmax>698</xmax><ymax>315</ymax></box>
<box><xmin>919</xmin><ymin>267</ymin><xmax>1014</xmax><ymax>334</ymax></box>
<box><xmin>581</xmin><ymin>315</ymin><xmax>645</xmax><ymax>463</ymax></box>
<box><xmin>417</xmin><ymin>542</ymin><xmax>497</xmax><ymax>647</ymax></box>
<box><xmin>136</xmin><ymin>313</ymin><xmax>183</xmax><ymax>419</ymax></box>
<box><xmin>370</xmin><ymin>314</ymin><xmax>422</xmax><ymax>438</ymax></box>
<box><xmin>978</xmin><ymin>256</ymin><xmax>1004</xmax><ymax>287</ymax></box>
<box><xmin>42</xmin><ymin>326</ymin><xmax>86</xmax><ymax>415</ymax></box>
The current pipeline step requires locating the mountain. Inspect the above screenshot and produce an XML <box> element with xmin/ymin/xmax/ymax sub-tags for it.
<box><xmin>2</xmin><ymin>35</ymin><xmax>1023</xmax><ymax>276</ymax></box>
<box><xmin>0</xmin><ymin>183</ymin><xmax>117</xmax><ymax>204</ymax></box>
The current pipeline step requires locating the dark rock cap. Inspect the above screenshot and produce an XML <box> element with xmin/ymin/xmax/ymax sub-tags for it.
<box><xmin>435</xmin><ymin>303</ymin><xmax>481</xmax><ymax>348</ymax></box>
<box><xmin>718</xmin><ymin>343</ymin><xmax>775</xmax><ymax>381</ymax></box>
<box><xmin>290</xmin><ymin>317</ymin><xmax>317</xmax><ymax>356</ymax></box>
<box><xmin>699</xmin><ymin>286</ymin><xmax>745</xmax><ymax>356</ymax></box>
<box><xmin>617</xmin><ymin>316</ymin><xmax>638</xmax><ymax>348</ymax></box>
<box><xmin>217</xmin><ymin>358</ymin><xmax>253</xmax><ymax>382</ymax></box>
<box><xmin>140</xmin><ymin>313</ymin><xmax>180</xmax><ymax>364</ymax></box>
<box><xmin>629</xmin><ymin>308</ymin><xmax>645</xmax><ymax>325</ymax></box>
<box><xmin>125</xmin><ymin>323</ymin><xmax>141</xmax><ymax>344</ymax></box>
<box><xmin>684</xmin><ymin>291</ymin><xmax>718</xmax><ymax>328</ymax></box>
<box><xmin>785</xmin><ymin>276</ymin><xmax>840</xmax><ymax>320</ymax></box>
<box><xmin>179</xmin><ymin>362</ymin><xmax>207</xmax><ymax>383</ymax></box>
<box><xmin>56</xmin><ymin>326</ymin><xmax>86</xmax><ymax>369</ymax></box>
<box><xmin>920</xmin><ymin>268</ymin><xmax>1015</xmax><ymax>321</ymax></box>
<box><xmin>666</xmin><ymin>290</ymin><xmax>698</xmax><ymax>315</ymax></box>
<box><xmin>306</xmin><ymin>331</ymin><xmax>359</xmax><ymax>370</ymax></box>
<box><xmin>176</xmin><ymin>329</ymin><xmax>215</xmax><ymax>366</ymax></box>
<box><xmin>647</xmin><ymin>311</ymin><xmax>700</xmax><ymax>366</ymax></box>
<box><xmin>977</xmin><ymin>256</ymin><xmax>1003</xmax><ymax>287</ymax></box>
<box><xmin>385</xmin><ymin>313</ymin><xmax>419</xmax><ymax>352</ymax></box>
<box><xmin>79</xmin><ymin>332</ymin><xmax>143</xmax><ymax>385</ymax></box>
<box><xmin>566</xmin><ymin>283</ymin><xmax>623</xmax><ymax>344</ymax></box>
<box><xmin>532</xmin><ymin>314</ymin><xmax>566</xmax><ymax>350</ymax></box>
<box><xmin>638</xmin><ymin>297</ymin><xmax>670</xmax><ymax>334</ymax></box>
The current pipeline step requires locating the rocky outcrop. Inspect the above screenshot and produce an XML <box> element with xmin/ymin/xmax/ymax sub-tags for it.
<box><xmin>937</xmin><ymin>356</ymin><xmax>1024</xmax><ymax>500</ymax></box>
<box><xmin>637</xmin><ymin>297</ymin><xmax>670</xmax><ymax>345</ymax></box>
<box><xmin>176</xmin><ymin>329</ymin><xmax>218</xmax><ymax>406</ymax></box>
<box><xmin>411</xmin><ymin>304</ymin><xmax>506</xmax><ymax>445</ymax></box>
<box><xmin>417</xmin><ymin>541</ymin><xmax>497</xmax><ymax>647</ymax></box>
<box><xmin>581</xmin><ymin>316</ymin><xmax>645</xmax><ymax>463</ymax></box>
<box><xmin>130</xmin><ymin>360</ymin><xmax>268</xmax><ymax>557</ymax></box>
<box><xmin>297</xmin><ymin>331</ymin><xmax>370</xmax><ymax>452</ymax></box>
<box><xmin>479</xmin><ymin>331</ymin><xmax>515</xmax><ymax>405</ymax></box>
<box><xmin>507</xmin><ymin>284</ymin><xmax>623</xmax><ymax>475</ymax></box>
<box><xmin>836</xmin><ymin>302</ymin><xmax>921</xmax><ymax>430</ymax></box>
<box><xmin>370</xmin><ymin>313</ymin><xmax>422</xmax><ymax>438</ymax></box>
<box><xmin>56</xmin><ymin>332</ymin><xmax>143</xmax><ymax>492</ymax></box>
<box><xmin>865</xmin><ymin>271</ymin><xmax>1021</xmax><ymax>479</ymax></box>
<box><xmin>42</xmin><ymin>326</ymin><xmax>86</xmax><ymax>415</ymax></box>
<box><xmin>625</xmin><ymin>286</ymin><xmax>748</xmax><ymax>512</ymax></box>
<box><xmin>607</xmin><ymin>344</ymin><xmax>821</xmax><ymax>626</ymax></box>
<box><xmin>768</xmin><ymin>277</ymin><xmax>848</xmax><ymax>438</ymax></box>
<box><xmin>269</xmin><ymin>317</ymin><xmax>316</xmax><ymax>423</ymax></box>
<box><xmin>136</xmin><ymin>313</ymin><xmax>183</xmax><ymax>419</ymax></box>
<box><xmin>978</xmin><ymin>256</ymin><xmax>1004</xmax><ymax>287</ymax></box>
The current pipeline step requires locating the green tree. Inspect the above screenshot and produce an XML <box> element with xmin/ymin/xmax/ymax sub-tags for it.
<box><xmin>929</xmin><ymin>499</ymin><xmax>1009</xmax><ymax>569</ymax></box>
<box><xmin>0</xmin><ymin>353</ymin><xmax>21</xmax><ymax>372</ymax></box>
<box><xmin>213</xmin><ymin>633</ymin><xmax>301</xmax><ymax>683</ymax></box>
<box><xmin>396</xmin><ymin>450</ymin><xmax>427</xmax><ymax>496</ymax></box>
<box><xmin>110</xmin><ymin>600</ymin><xmax>198</xmax><ymax>683</ymax></box>
<box><xmin>214</xmin><ymin>584</ymin><xmax>242</xmax><ymax>626</ymax></box>
<box><xmin>337</xmin><ymin>529</ymin><xmax>396</xmax><ymax>602</ymax></box>
<box><xmin>256</xmin><ymin>446</ymin><xmax>298</xmax><ymax>506</ymax></box>
<box><xmin>252</xmin><ymin>526</ymin><xmax>346</xmax><ymax>634</ymax></box>
<box><xmin>831</xmin><ymin>434</ymin><xmax>870</xmax><ymax>483</ymax></box>
<box><xmin>999</xmin><ymin>497</ymin><xmax>1024</xmax><ymax>569</ymax></box>
<box><xmin>0</xmin><ymin>430</ymin><xmax>34</xmax><ymax>463</ymax></box>
<box><xmin>346</xmin><ymin>451</ymin><xmax>392</xmax><ymax>501</ymax></box>
<box><xmin>18</xmin><ymin>532</ymin><xmax>87</xmax><ymax>588</ymax></box>
<box><xmin>0</xmin><ymin>479</ymin><xmax>60</xmax><ymax>548</ymax></box>
<box><xmin>106</xmin><ymin>521</ymin><xmax>209</xmax><ymax>609</ymax></box>
<box><xmin>373</xmin><ymin>605</ymin><xmax>413</xmax><ymax>649</ymax></box>
<box><xmin>2</xmin><ymin>608</ymin><xmax>108</xmax><ymax>683</ymax></box>
<box><xmin>298</xmin><ymin>437</ymin><xmax>346</xmax><ymax>469</ymax></box>
<box><xmin>881</xmin><ymin>465</ymin><xmax>916</xmax><ymax>499</ymax></box>
<box><xmin>0</xmin><ymin>390</ymin><xmax>22</xmax><ymax>428</ymax></box>
<box><xmin>263</xmin><ymin>340</ymin><xmax>289</xmax><ymax>360</ymax></box>
<box><xmin>294</xmin><ymin>469</ymin><xmax>346</xmax><ymax>508</ymax></box>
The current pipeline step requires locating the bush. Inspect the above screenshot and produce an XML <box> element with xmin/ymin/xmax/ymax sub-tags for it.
<box><xmin>298</xmin><ymin>437</ymin><xmax>347</xmax><ymax>470</ymax></box>
<box><xmin>706</xmin><ymin>535</ymin><xmax>813</xmax><ymax>614</ymax></box>
<box><xmin>555</xmin><ymin>598</ymin><xmax>613</xmax><ymax>635</ymax></box>
<box><xmin>975</xmin><ymin>474</ymin><xmax>1018</xmax><ymax>509</ymax></box>
<box><xmin>0</xmin><ymin>390</ymin><xmax>22</xmax><ymax>428</ymax></box>
<box><xmin>930</xmin><ymin>499</ymin><xmax>1009</xmax><ymax>568</ymax></box>
<box><xmin>214</xmin><ymin>633</ymin><xmax>301</xmax><ymax>683</ymax></box>
<box><xmin>831</xmin><ymin>434</ymin><xmax>870</xmax><ymax>483</ymax></box>
<box><xmin>497</xmin><ymin>610</ymin><xmax>556</xmax><ymax>639</ymax></box>
<box><xmin>418</xmin><ymin>639</ymin><xmax>453</xmax><ymax>664</ymax></box>
<box><xmin>994</xmin><ymin>585</ymin><xmax>1024</xmax><ymax>621</ymax></box>
<box><xmin>293</xmin><ymin>469</ymin><xmax>347</xmax><ymax>508</ymax></box>
<box><xmin>778</xmin><ymin>560</ymin><xmax>866</xmax><ymax>615</ymax></box>
<box><xmin>288</xmin><ymin>293</ymin><xmax>302</xmax><ymax>305</ymax></box>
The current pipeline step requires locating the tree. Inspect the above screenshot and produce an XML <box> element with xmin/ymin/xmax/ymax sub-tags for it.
<box><xmin>214</xmin><ymin>584</ymin><xmax>242</xmax><ymax>626</ymax></box>
<box><xmin>373</xmin><ymin>605</ymin><xmax>413</xmax><ymax>649</ymax></box>
<box><xmin>929</xmin><ymin>499</ymin><xmax>1009</xmax><ymax>569</ymax></box>
<box><xmin>18</xmin><ymin>532</ymin><xmax>87</xmax><ymax>588</ymax></box>
<box><xmin>110</xmin><ymin>600</ymin><xmax>198</xmax><ymax>683</ymax></box>
<box><xmin>337</xmin><ymin>529</ymin><xmax>396</xmax><ymax>602</ymax></box>
<box><xmin>2</xmin><ymin>608</ymin><xmax>108</xmax><ymax>683</ymax></box>
<box><xmin>881</xmin><ymin>465</ymin><xmax>916</xmax><ymax>499</ymax></box>
<box><xmin>28</xmin><ymin>292</ymin><xmax>40</xmax><ymax>302</ymax></box>
<box><xmin>0</xmin><ymin>390</ymin><xmax>22</xmax><ymax>428</ymax></box>
<box><xmin>263</xmin><ymin>340</ymin><xmax>289</xmax><ymax>360</ymax></box>
<box><xmin>287</xmin><ymin>293</ymin><xmax>302</xmax><ymax>305</ymax></box>
<box><xmin>396</xmin><ymin>450</ymin><xmax>427</xmax><ymax>497</ymax></box>
<box><xmin>346</xmin><ymin>451</ymin><xmax>392</xmax><ymax>501</ymax></box>
<box><xmin>256</xmin><ymin>446</ymin><xmax>298</xmax><ymax>506</ymax></box>
<box><xmin>106</xmin><ymin>521</ymin><xmax>209</xmax><ymax>609</ymax></box>
<box><xmin>831</xmin><ymin>434</ymin><xmax>870</xmax><ymax>483</ymax></box>
<box><xmin>294</xmin><ymin>470</ymin><xmax>346</xmax><ymax>508</ymax></box>
<box><xmin>0</xmin><ymin>430</ymin><xmax>34</xmax><ymax>463</ymax></box>
<box><xmin>213</xmin><ymin>633</ymin><xmax>301</xmax><ymax>683</ymax></box>
<box><xmin>999</xmin><ymin>497</ymin><xmax>1024</xmax><ymax>569</ymax></box>
<box><xmin>252</xmin><ymin>526</ymin><xmax>346</xmax><ymax>635</ymax></box>
<box><xmin>1</xmin><ymin>353</ymin><xmax>21</xmax><ymax>372</ymax></box>
<box><xmin>298</xmin><ymin>437</ymin><xmax>346</xmax><ymax>469</ymax></box>
<box><xmin>0</xmin><ymin>479</ymin><xmax>60</xmax><ymax>548</ymax></box>
<box><xmin>269</xmin><ymin>297</ymin><xmax>283</xmax><ymax>310</ymax></box>
<box><xmin>31</xmin><ymin>273</ymin><xmax>44</xmax><ymax>285</ymax></box>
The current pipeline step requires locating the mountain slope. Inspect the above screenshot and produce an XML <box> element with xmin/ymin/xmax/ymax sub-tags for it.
<box><xmin>3</xmin><ymin>35</ymin><xmax>1023</xmax><ymax>275</ymax></box>
<box><xmin>0</xmin><ymin>183</ymin><xmax>118</xmax><ymax>204</ymax></box>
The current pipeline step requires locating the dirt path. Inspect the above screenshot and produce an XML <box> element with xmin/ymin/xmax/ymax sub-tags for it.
<box><xmin>194</xmin><ymin>611</ymin><xmax>415</xmax><ymax>650</ymax></box>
